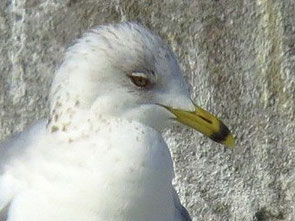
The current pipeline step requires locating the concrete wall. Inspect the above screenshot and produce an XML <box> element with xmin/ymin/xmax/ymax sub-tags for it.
<box><xmin>0</xmin><ymin>0</ymin><xmax>294</xmax><ymax>220</ymax></box>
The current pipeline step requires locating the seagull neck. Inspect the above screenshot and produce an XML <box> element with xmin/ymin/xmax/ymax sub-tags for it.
<box><xmin>46</xmin><ymin>97</ymin><xmax>117</xmax><ymax>142</ymax></box>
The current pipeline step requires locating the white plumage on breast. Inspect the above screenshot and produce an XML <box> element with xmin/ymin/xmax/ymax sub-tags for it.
<box><xmin>1</xmin><ymin>119</ymin><xmax>176</xmax><ymax>221</ymax></box>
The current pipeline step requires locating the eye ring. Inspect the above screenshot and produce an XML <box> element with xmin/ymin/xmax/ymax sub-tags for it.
<box><xmin>128</xmin><ymin>72</ymin><xmax>152</xmax><ymax>88</ymax></box>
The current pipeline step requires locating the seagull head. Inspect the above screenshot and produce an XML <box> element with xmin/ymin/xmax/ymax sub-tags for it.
<box><xmin>49</xmin><ymin>22</ymin><xmax>235</xmax><ymax>147</ymax></box>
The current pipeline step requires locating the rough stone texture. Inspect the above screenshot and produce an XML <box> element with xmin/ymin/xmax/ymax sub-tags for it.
<box><xmin>0</xmin><ymin>0</ymin><xmax>294</xmax><ymax>220</ymax></box>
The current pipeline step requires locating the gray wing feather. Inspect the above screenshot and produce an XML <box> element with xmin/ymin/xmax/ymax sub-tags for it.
<box><xmin>0</xmin><ymin>203</ymin><xmax>10</xmax><ymax>221</ymax></box>
<box><xmin>173</xmin><ymin>188</ymin><xmax>192</xmax><ymax>221</ymax></box>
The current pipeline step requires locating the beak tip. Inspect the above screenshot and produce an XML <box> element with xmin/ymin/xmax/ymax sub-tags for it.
<box><xmin>223</xmin><ymin>134</ymin><xmax>236</xmax><ymax>148</ymax></box>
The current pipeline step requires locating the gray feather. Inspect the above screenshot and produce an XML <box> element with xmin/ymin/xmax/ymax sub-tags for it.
<box><xmin>0</xmin><ymin>203</ymin><xmax>10</xmax><ymax>221</ymax></box>
<box><xmin>173</xmin><ymin>188</ymin><xmax>192</xmax><ymax>221</ymax></box>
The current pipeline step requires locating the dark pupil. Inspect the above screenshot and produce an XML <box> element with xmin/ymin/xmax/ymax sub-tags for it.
<box><xmin>132</xmin><ymin>76</ymin><xmax>148</xmax><ymax>87</ymax></box>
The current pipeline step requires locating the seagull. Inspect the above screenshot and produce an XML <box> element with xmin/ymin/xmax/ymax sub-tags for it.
<box><xmin>0</xmin><ymin>22</ymin><xmax>234</xmax><ymax>221</ymax></box>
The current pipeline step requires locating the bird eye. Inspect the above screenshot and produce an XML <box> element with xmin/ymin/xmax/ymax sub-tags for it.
<box><xmin>128</xmin><ymin>72</ymin><xmax>152</xmax><ymax>88</ymax></box>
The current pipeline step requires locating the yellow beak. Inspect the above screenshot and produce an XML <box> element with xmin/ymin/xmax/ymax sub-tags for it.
<box><xmin>163</xmin><ymin>104</ymin><xmax>235</xmax><ymax>148</ymax></box>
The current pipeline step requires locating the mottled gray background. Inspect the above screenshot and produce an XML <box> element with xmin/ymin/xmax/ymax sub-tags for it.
<box><xmin>0</xmin><ymin>0</ymin><xmax>294</xmax><ymax>220</ymax></box>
